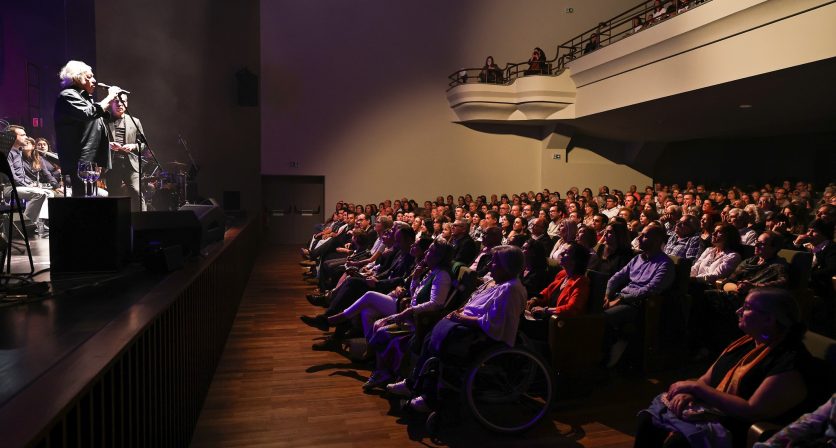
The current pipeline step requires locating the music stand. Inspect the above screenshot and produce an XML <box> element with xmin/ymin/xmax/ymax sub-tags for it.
<box><xmin>0</xmin><ymin>130</ymin><xmax>35</xmax><ymax>277</ymax></box>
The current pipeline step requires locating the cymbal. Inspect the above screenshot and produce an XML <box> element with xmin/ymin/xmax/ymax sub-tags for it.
<box><xmin>165</xmin><ymin>161</ymin><xmax>189</xmax><ymax>168</ymax></box>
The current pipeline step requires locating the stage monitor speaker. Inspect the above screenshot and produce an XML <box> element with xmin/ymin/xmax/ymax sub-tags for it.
<box><xmin>179</xmin><ymin>204</ymin><xmax>225</xmax><ymax>247</ymax></box>
<box><xmin>49</xmin><ymin>197</ymin><xmax>131</xmax><ymax>273</ymax></box>
<box><xmin>132</xmin><ymin>211</ymin><xmax>201</xmax><ymax>258</ymax></box>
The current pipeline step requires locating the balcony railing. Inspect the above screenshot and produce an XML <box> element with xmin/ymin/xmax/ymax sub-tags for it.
<box><xmin>447</xmin><ymin>0</ymin><xmax>712</xmax><ymax>90</ymax></box>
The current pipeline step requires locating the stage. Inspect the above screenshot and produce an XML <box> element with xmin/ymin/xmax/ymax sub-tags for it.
<box><xmin>0</xmin><ymin>219</ymin><xmax>260</xmax><ymax>447</ymax></box>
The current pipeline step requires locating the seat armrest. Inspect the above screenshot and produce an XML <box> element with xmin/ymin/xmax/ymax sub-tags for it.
<box><xmin>747</xmin><ymin>421</ymin><xmax>782</xmax><ymax>448</ymax></box>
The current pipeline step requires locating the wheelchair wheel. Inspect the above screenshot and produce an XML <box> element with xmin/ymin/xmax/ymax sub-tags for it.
<box><xmin>464</xmin><ymin>346</ymin><xmax>553</xmax><ymax>433</ymax></box>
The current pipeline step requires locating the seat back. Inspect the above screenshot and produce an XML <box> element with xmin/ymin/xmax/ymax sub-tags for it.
<box><xmin>585</xmin><ymin>270</ymin><xmax>608</xmax><ymax>314</ymax></box>
<box><xmin>777</xmin><ymin>249</ymin><xmax>812</xmax><ymax>291</ymax></box>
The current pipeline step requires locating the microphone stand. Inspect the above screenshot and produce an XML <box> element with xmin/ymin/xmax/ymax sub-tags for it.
<box><xmin>178</xmin><ymin>134</ymin><xmax>199</xmax><ymax>204</ymax></box>
<box><xmin>115</xmin><ymin>93</ymin><xmax>161</xmax><ymax>211</ymax></box>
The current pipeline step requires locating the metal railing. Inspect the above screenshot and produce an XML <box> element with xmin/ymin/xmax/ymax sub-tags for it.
<box><xmin>447</xmin><ymin>0</ymin><xmax>712</xmax><ymax>90</ymax></box>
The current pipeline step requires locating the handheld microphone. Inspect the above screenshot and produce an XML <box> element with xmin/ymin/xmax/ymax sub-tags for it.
<box><xmin>96</xmin><ymin>83</ymin><xmax>131</xmax><ymax>94</ymax></box>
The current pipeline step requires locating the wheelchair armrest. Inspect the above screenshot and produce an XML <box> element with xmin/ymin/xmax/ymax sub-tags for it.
<box><xmin>747</xmin><ymin>421</ymin><xmax>782</xmax><ymax>447</ymax></box>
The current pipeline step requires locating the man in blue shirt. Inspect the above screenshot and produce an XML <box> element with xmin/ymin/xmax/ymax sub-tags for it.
<box><xmin>603</xmin><ymin>224</ymin><xmax>675</xmax><ymax>367</ymax></box>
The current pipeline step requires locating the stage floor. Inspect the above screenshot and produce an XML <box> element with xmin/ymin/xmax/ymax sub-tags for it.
<box><xmin>0</xmin><ymin>236</ymin><xmax>167</xmax><ymax>408</ymax></box>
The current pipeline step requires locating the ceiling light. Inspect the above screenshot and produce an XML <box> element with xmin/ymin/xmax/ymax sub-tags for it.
<box><xmin>739</xmin><ymin>104</ymin><xmax>752</xmax><ymax>109</ymax></box>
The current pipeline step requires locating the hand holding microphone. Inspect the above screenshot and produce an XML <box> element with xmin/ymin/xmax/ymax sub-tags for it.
<box><xmin>96</xmin><ymin>83</ymin><xmax>131</xmax><ymax>95</ymax></box>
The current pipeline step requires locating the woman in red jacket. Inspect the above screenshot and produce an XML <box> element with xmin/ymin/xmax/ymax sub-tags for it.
<box><xmin>521</xmin><ymin>241</ymin><xmax>591</xmax><ymax>339</ymax></box>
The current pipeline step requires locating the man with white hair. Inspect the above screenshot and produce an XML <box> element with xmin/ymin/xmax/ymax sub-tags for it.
<box><xmin>54</xmin><ymin>60</ymin><xmax>122</xmax><ymax>197</ymax></box>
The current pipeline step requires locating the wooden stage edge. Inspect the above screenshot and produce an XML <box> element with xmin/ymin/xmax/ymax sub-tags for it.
<box><xmin>0</xmin><ymin>218</ymin><xmax>260</xmax><ymax>447</ymax></box>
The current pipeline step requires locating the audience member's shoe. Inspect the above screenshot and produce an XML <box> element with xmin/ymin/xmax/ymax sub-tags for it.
<box><xmin>407</xmin><ymin>396</ymin><xmax>430</xmax><ymax>413</ymax></box>
<box><xmin>306</xmin><ymin>294</ymin><xmax>328</xmax><ymax>307</ymax></box>
<box><xmin>311</xmin><ymin>336</ymin><xmax>341</xmax><ymax>351</ymax></box>
<box><xmin>607</xmin><ymin>339</ymin><xmax>629</xmax><ymax>369</ymax></box>
<box><xmin>386</xmin><ymin>380</ymin><xmax>412</xmax><ymax>397</ymax></box>
<box><xmin>299</xmin><ymin>260</ymin><xmax>316</xmax><ymax>267</ymax></box>
<box><xmin>326</xmin><ymin>312</ymin><xmax>348</xmax><ymax>326</ymax></box>
<box><xmin>300</xmin><ymin>314</ymin><xmax>329</xmax><ymax>331</ymax></box>
<box><xmin>362</xmin><ymin>370</ymin><xmax>394</xmax><ymax>390</ymax></box>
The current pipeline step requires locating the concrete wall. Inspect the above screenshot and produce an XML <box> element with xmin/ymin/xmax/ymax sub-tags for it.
<box><xmin>95</xmin><ymin>0</ymin><xmax>260</xmax><ymax>212</ymax></box>
<box><xmin>260</xmin><ymin>0</ymin><xmax>641</xmax><ymax>207</ymax></box>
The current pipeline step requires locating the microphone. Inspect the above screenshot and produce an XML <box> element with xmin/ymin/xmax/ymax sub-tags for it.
<box><xmin>96</xmin><ymin>83</ymin><xmax>131</xmax><ymax>94</ymax></box>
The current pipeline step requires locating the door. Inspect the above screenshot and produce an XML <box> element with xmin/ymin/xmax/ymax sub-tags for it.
<box><xmin>262</xmin><ymin>175</ymin><xmax>324</xmax><ymax>245</ymax></box>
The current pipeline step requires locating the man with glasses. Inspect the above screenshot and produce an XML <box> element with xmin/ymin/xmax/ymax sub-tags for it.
<box><xmin>702</xmin><ymin>231</ymin><xmax>788</xmax><ymax>351</ymax></box>
<box><xmin>601</xmin><ymin>194</ymin><xmax>620</xmax><ymax>220</ymax></box>
<box><xmin>450</xmin><ymin>219</ymin><xmax>478</xmax><ymax>265</ymax></box>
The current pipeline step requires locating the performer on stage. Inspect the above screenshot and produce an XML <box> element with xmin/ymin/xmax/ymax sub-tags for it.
<box><xmin>53</xmin><ymin>60</ymin><xmax>122</xmax><ymax>197</ymax></box>
<box><xmin>105</xmin><ymin>96</ymin><xmax>147</xmax><ymax>211</ymax></box>
<box><xmin>4</xmin><ymin>125</ymin><xmax>52</xmax><ymax>233</ymax></box>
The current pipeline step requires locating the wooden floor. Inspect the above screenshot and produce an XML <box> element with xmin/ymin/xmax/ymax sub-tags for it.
<box><xmin>191</xmin><ymin>245</ymin><xmax>670</xmax><ymax>448</ymax></box>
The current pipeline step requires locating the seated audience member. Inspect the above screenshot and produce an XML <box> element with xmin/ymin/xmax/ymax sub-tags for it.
<box><xmin>524</xmin><ymin>47</ymin><xmax>548</xmax><ymax>76</ymax></box>
<box><xmin>387</xmin><ymin>246</ymin><xmax>528</xmax><ymax>411</ymax></box>
<box><xmin>468</xmin><ymin>211</ymin><xmax>484</xmax><ymax>242</ymax></box>
<box><xmin>793</xmin><ymin>219</ymin><xmax>836</xmax><ymax>299</ymax></box>
<box><xmin>499</xmin><ymin>214</ymin><xmax>513</xmax><ymax>243</ymax></box>
<box><xmin>603</xmin><ymin>225</ymin><xmax>675</xmax><ymax>367</ymax></box>
<box><xmin>594</xmin><ymin>221</ymin><xmax>635</xmax><ymax>275</ymax></box>
<box><xmin>701</xmin><ymin>231</ymin><xmax>788</xmax><ymax>352</ymax></box>
<box><xmin>661</xmin><ymin>204</ymin><xmax>683</xmax><ymax>241</ymax></box>
<box><xmin>690</xmin><ymin>223</ymin><xmax>743</xmax><ymax>284</ymax></box>
<box><xmin>449</xmin><ymin>219</ymin><xmax>479</xmax><ymax>266</ymax></box>
<box><xmin>300</xmin><ymin>226</ymin><xmax>417</xmax><ymax>342</ymax></box>
<box><xmin>729</xmin><ymin>208</ymin><xmax>758</xmax><ymax>246</ymax></box>
<box><xmin>627</xmin><ymin>15</ymin><xmax>644</xmax><ymax>36</ymax></box>
<box><xmin>470</xmin><ymin>226</ymin><xmax>503</xmax><ymax>277</ymax></box>
<box><xmin>478</xmin><ymin>56</ymin><xmax>503</xmax><ymax>84</ymax></box>
<box><xmin>326</xmin><ymin>238</ymin><xmax>446</xmax><ymax>340</ymax></box>
<box><xmin>754</xmin><ymin>394</ymin><xmax>836</xmax><ymax>448</ymax></box>
<box><xmin>529</xmin><ymin>217</ymin><xmax>554</xmax><ymax>254</ymax></box>
<box><xmin>815</xmin><ymin>204</ymin><xmax>835</xmax><ymax>224</ymax></box>
<box><xmin>601</xmin><ymin>195</ymin><xmax>620</xmax><ymax>220</ymax></box>
<box><xmin>575</xmin><ymin>225</ymin><xmax>601</xmax><ymax>269</ymax></box>
<box><xmin>506</xmin><ymin>216</ymin><xmax>530</xmax><ymax>248</ymax></box>
<box><xmin>583</xmin><ymin>201</ymin><xmax>599</xmax><ymax>227</ymax></box>
<box><xmin>635</xmin><ymin>288</ymin><xmax>814</xmax><ymax>448</ymax></box>
<box><xmin>591</xmin><ymin>213</ymin><xmax>609</xmax><ymax>242</ymax></box>
<box><xmin>317</xmin><ymin>229</ymin><xmax>376</xmax><ymax>293</ymax></box>
<box><xmin>349</xmin><ymin>240</ymin><xmax>454</xmax><ymax>389</ymax></box>
<box><xmin>547</xmin><ymin>204</ymin><xmax>565</xmax><ymax>238</ymax></box>
<box><xmin>583</xmin><ymin>32</ymin><xmax>601</xmax><ymax>54</ymax></box>
<box><xmin>520</xmin><ymin>239</ymin><xmax>551</xmax><ymax>298</ymax></box>
<box><xmin>698</xmin><ymin>212</ymin><xmax>721</xmax><ymax>252</ymax></box>
<box><xmin>663</xmin><ymin>214</ymin><xmax>703</xmax><ymax>263</ymax></box>
<box><xmin>549</xmin><ymin>218</ymin><xmax>577</xmax><ymax>261</ymax></box>
<box><xmin>522</xmin><ymin>241</ymin><xmax>591</xmax><ymax>339</ymax></box>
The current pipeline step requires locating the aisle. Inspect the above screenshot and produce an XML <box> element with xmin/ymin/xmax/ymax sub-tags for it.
<box><xmin>191</xmin><ymin>245</ymin><xmax>656</xmax><ymax>448</ymax></box>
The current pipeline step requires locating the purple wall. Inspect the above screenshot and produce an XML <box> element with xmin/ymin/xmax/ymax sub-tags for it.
<box><xmin>0</xmin><ymin>0</ymin><xmax>96</xmax><ymax>142</ymax></box>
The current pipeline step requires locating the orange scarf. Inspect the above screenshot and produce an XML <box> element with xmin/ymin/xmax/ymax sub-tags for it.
<box><xmin>713</xmin><ymin>335</ymin><xmax>773</xmax><ymax>395</ymax></box>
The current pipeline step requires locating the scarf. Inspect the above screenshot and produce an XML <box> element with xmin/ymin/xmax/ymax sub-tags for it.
<box><xmin>713</xmin><ymin>335</ymin><xmax>773</xmax><ymax>396</ymax></box>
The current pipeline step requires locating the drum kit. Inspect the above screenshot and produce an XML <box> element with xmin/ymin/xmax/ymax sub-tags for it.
<box><xmin>143</xmin><ymin>160</ymin><xmax>192</xmax><ymax>211</ymax></box>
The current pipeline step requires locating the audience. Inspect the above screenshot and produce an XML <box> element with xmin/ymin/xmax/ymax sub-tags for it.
<box><xmin>636</xmin><ymin>289</ymin><xmax>815</xmax><ymax>448</ymax></box>
<box><xmin>296</xmin><ymin>177</ymin><xmax>836</xmax><ymax>438</ymax></box>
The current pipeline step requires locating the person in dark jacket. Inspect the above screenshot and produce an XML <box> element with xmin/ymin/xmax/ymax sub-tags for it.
<box><xmin>54</xmin><ymin>60</ymin><xmax>122</xmax><ymax>197</ymax></box>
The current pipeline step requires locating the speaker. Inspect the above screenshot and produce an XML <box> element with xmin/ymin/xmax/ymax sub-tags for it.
<box><xmin>179</xmin><ymin>204</ymin><xmax>225</xmax><ymax>247</ymax></box>
<box><xmin>132</xmin><ymin>211</ymin><xmax>202</xmax><ymax>258</ymax></box>
<box><xmin>49</xmin><ymin>197</ymin><xmax>131</xmax><ymax>273</ymax></box>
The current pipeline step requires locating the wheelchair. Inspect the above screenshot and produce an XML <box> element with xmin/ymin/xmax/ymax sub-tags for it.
<box><xmin>410</xmin><ymin>332</ymin><xmax>554</xmax><ymax>435</ymax></box>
